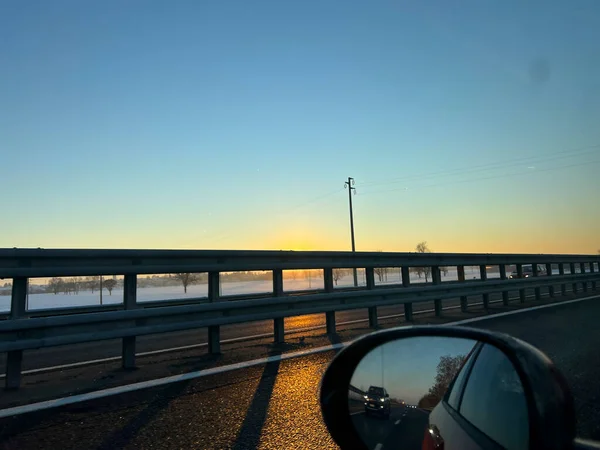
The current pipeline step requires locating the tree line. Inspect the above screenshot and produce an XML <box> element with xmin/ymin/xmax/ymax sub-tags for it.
<box><xmin>417</xmin><ymin>353</ymin><xmax>467</xmax><ymax>409</ymax></box>
<box><xmin>47</xmin><ymin>276</ymin><xmax>118</xmax><ymax>296</ymax></box>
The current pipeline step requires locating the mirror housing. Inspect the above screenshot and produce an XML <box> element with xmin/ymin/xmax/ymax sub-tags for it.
<box><xmin>320</xmin><ymin>325</ymin><xmax>577</xmax><ymax>450</ymax></box>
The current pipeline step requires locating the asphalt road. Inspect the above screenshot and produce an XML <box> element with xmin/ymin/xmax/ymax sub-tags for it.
<box><xmin>0</xmin><ymin>288</ymin><xmax>557</xmax><ymax>374</ymax></box>
<box><xmin>352</xmin><ymin>406</ymin><xmax>429</xmax><ymax>450</ymax></box>
<box><xmin>2</xmin><ymin>292</ymin><xmax>600</xmax><ymax>449</ymax></box>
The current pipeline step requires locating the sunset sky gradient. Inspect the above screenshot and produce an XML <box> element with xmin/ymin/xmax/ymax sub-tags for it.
<box><xmin>2</xmin><ymin>1</ymin><xmax>599</xmax><ymax>253</ymax></box>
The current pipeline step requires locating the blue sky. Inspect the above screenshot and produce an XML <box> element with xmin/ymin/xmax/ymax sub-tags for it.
<box><xmin>2</xmin><ymin>1</ymin><xmax>599</xmax><ymax>252</ymax></box>
<box><xmin>350</xmin><ymin>336</ymin><xmax>477</xmax><ymax>404</ymax></box>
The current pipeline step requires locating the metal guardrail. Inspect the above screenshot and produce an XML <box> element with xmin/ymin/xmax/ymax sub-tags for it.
<box><xmin>1</xmin><ymin>249</ymin><xmax>599</xmax><ymax>390</ymax></box>
<box><xmin>1</xmin><ymin>248</ymin><xmax>598</xmax><ymax>277</ymax></box>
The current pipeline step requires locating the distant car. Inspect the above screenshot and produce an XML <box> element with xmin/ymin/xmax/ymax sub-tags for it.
<box><xmin>509</xmin><ymin>264</ymin><xmax>546</xmax><ymax>279</ymax></box>
<box><xmin>364</xmin><ymin>386</ymin><xmax>391</xmax><ymax>419</ymax></box>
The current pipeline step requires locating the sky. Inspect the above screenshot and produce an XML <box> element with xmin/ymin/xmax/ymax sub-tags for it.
<box><xmin>2</xmin><ymin>1</ymin><xmax>600</xmax><ymax>253</ymax></box>
<box><xmin>350</xmin><ymin>336</ymin><xmax>477</xmax><ymax>404</ymax></box>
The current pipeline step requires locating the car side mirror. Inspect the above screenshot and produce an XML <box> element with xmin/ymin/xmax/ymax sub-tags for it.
<box><xmin>320</xmin><ymin>325</ymin><xmax>580</xmax><ymax>450</ymax></box>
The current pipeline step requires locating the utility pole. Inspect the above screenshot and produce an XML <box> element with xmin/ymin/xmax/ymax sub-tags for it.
<box><xmin>381</xmin><ymin>345</ymin><xmax>385</xmax><ymax>388</ymax></box>
<box><xmin>344</xmin><ymin>177</ymin><xmax>358</xmax><ymax>287</ymax></box>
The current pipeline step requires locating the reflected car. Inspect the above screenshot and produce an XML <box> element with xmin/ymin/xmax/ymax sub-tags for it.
<box><xmin>509</xmin><ymin>264</ymin><xmax>546</xmax><ymax>279</ymax></box>
<box><xmin>364</xmin><ymin>386</ymin><xmax>391</xmax><ymax>419</ymax></box>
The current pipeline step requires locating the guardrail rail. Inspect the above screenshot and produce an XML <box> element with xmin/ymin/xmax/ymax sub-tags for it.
<box><xmin>1</xmin><ymin>249</ymin><xmax>599</xmax><ymax>390</ymax></box>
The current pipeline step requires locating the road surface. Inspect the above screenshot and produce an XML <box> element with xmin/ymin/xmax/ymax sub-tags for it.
<box><xmin>2</xmin><ymin>292</ymin><xmax>600</xmax><ymax>449</ymax></box>
<box><xmin>352</xmin><ymin>406</ymin><xmax>429</xmax><ymax>450</ymax></box>
<box><xmin>0</xmin><ymin>287</ymin><xmax>566</xmax><ymax>374</ymax></box>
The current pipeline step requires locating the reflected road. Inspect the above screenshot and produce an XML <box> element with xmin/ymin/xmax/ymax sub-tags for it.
<box><xmin>352</xmin><ymin>407</ymin><xmax>429</xmax><ymax>450</ymax></box>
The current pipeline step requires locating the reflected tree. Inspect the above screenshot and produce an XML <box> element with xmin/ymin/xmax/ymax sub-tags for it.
<box><xmin>418</xmin><ymin>354</ymin><xmax>466</xmax><ymax>409</ymax></box>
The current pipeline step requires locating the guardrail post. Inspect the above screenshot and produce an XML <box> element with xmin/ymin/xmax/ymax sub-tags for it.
<box><xmin>401</xmin><ymin>267</ymin><xmax>412</xmax><ymax>321</ymax></box>
<box><xmin>5</xmin><ymin>277</ymin><xmax>27</xmax><ymax>390</ymax></box>
<box><xmin>479</xmin><ymin>265</ymin><xmax>489</xmax><ymax>309</ymax></box>
<box><xmin>499</xmin><ymin>265</ymin><xmax>509</xmax><ymax>305</ymax></box>
<box><xmin>532</xmin><ymin>264</ymin><xmax>541</xmax><ymax>300</ymax></box>
<box><xmin>517</xmin><ymin>264</ymin><xmax>526</xmax><ymax>303</ymax></box>
<box><xmin>581</xmin><ymin>263</ymin><xmax>588</xmax><ymax>292</ymax></box>
<box><xmin>590</xmin><ymin>263</ymin><xmax>597</xmax><ymax>290</ymax></box>
<box><xmin>570</xmin><ymin>263</ymin><xmax>578</xmax><ymax>294</ymax></box>
<box><xmin>432</xmin><ymin>266</ymin><xmax>442</xmax><ymax>316</ymax></box>
<box><xmin>122</xmin><ymin>274</ymin><xmax>137</xmax><ymax>369</ymax></box>
<box><xmin>208</xmin><ymin>271</ymin><xmax>221</xmax><ymax>354</ymax></box>
<box><xmin>559</xmin><ymin>263</ymin><xmax>566</xmax><ymax>296</ymax></box>
<box><xmin>365</xmin><ymin>267</ymin><xmax>377</xmax><ymax>328</ymax></box>
<box><xmin>546</xmin><ymin>263</ymin><xmax>555</xmax><ymax>297</ymax></box>
<box><xmin>457</xmin><ymin>266</ymin><xmax>467</xmax><ymax>311</ymax></box>
<box><xmin>273</xmin><ymin>269</ymin><xmax>285</xmax><ymax>344</ymax></box>
<box><xmin>324</xmin><ymin>268</ymin><xmax>336</xmax><ymax>334</ymax></box>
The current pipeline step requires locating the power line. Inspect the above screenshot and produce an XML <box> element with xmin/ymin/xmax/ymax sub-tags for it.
<box><xmin>277</xmin><ymin>188</ymin><xmax>344</xmax><ymax>218</ymax></box>
<box><xmin>357</xmin><ymin>144</ymin><xmax>600</xmax><ymax>189</ymax></box>
<box><xmin>361</xmin><ymin>159</ymin><xmax>600</xmax><ymax>196</ymax></box>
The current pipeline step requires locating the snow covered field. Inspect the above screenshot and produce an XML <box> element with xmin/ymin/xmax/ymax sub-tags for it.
<box><xmin>0</xmin><ymin>265</ymin><xmax>569</xmax><ymax>313</ymax></box>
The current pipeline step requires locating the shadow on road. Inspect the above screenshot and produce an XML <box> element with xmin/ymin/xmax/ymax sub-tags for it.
<box><xmin>232</xmin><ymin>358</ymin><xmax>281</xmax><ymax>450</ymax></box>
<box><xmin>94</xmin><ymin>378</ymin><xmax>195</xmax><ymax>450</ymax></box>
<box><xmin>326</xmin><ymin>332</ymin><xmax>342</xmax><ymax>345</ymax></box>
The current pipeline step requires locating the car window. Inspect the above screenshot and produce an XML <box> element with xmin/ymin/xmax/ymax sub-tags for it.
<box><xmin>459</xmin><ymin>344</ymin><xmax>529</xmax><ymax>450</ymax></box>
<box><xmin>445</xmin><ymin>344</ymin><xmax>479</xmax><ymax>409</ymax></box>
<box><xmin>368</xmin><ymin>387</ymin><xmax>384</xmax><ymax>396</ymax></box>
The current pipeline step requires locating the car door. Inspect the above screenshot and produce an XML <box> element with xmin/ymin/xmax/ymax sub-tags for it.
<box><xmin>425</xmin><ymin>343</ymin><xmax>484</xmax><ymax>450</ymax></box>
<box><xmin>426</xmin><ymin>342</ymin><xmax>529</xmax><ymax>450</ymax></box>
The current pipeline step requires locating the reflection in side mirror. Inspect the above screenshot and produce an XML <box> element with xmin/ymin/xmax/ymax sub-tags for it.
<box><xmin>348</xmin><ymin>336</ymin><xmax>529</xmax><ymax>450</ymax></box>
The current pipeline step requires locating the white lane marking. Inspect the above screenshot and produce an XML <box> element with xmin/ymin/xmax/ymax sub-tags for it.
<box><xmin>350</xmin><ymin>411</ymin><xmax>364</xmax><ymax>416</ymax></box>
<box><xmin>394</xmin><ymin>419</ymin><xmax>401</xmax><ymax>425</ymax></box>
<box><xmin>374</xmin><ymin>444</ymin><xmax>383</xmax><ymax>450</ymax></box>
<box><xmin>0</xmin><ymin>290</ymin><xmax>565</xmax><ymax>378</ymax></box>
<box><xmin>448</xmin><ymin>293</ymin><xmax>600</xmax><ymax>326</ymax></box>
<box><xmin>1</xmin><ymin>292</ymin><xmax>596</xmax><ymax>418</ymax></box>
<box><xmin>0</xmin><ymin>341</ymin><xmax>348</xmax><ymax>419</ymax></box>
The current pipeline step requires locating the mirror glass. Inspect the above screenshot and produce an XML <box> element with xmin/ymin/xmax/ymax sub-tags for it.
<box><xmin>348</xmin><ymin>336</ymin><xmax>529</xmax><ymax>450</ymax></box>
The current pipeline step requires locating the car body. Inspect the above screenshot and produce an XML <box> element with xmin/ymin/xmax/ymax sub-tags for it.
<box><xmin>509</xmin><ymin>264</ymin><xmax>547</xmax><ymax>279</ymax></box>
<box><xmin>423</xmin><ymin>341</ymin><xmax>529</xmax><ymax>450</ymax></box>
<box><xmin>364</xmin><ymin>386</ymin><xmax>391</xmax><ymax>418</ymax></box>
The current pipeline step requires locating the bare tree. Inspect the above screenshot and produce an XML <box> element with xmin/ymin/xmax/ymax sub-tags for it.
<box><xmin>416</xmin><ymin>241</ymin><xmax>430</xmax><ymax>254</ymax></box>
<box><xmin>374</xmin><ymin>267</ymin><xmax>389</xmax><ymax>282</ymax></box>
<box><xmin>103</xmin><ymin>279</ymin><xmax>117</xmax><ymax>295</ymax></box>
<box><xmin>68</xmin><ymin>277</ymin><xmax>82</xmax><ymax>295</ymax></box>
<box><xmin>86</xmin><ymin>276</ymin><xmax>101</xmax><ymax>293</ymax></box>
<box><xmin>304</xmin><ymin>269</ymin><xmax>313</xmax><ymax>289</ymax></box>
<box><xmin>63</xmin><ymin>280</ymin><xmax>74</xmax><ymax>295</ymax></box>
<box><xmin>333</xmin><ymin>268</ymin><xmax>349</xmax><ymax>286</ymax></box>
<box><xmin>48</xmin><ymin>277</ymin><xmax>64</xmax><ymax>295</ymax></box>
<box><xmin>413</xmin><ymin>241</ymin><xmax>432</xmax><ymax>282</ymax></box>
<box><xmin>172</xmin><ymin>273</ymin><xmax>200</xmax><ymax>294</ymax></box>
<box><xmin>373</xmin><ymin>251</ymin><xmax>389</xmax><ymax>283</ymax></box>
